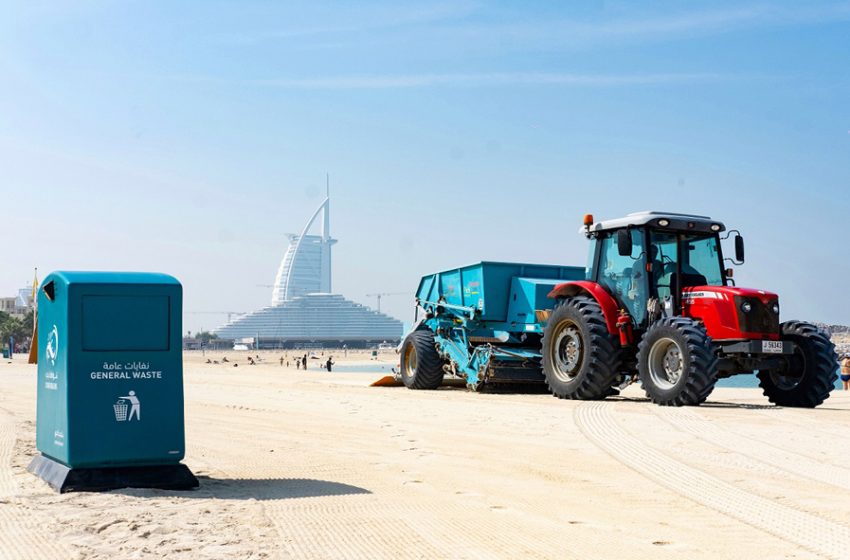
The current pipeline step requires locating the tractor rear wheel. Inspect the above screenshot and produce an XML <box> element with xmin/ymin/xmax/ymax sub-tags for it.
<box><xmin>541</xmin><ymin>296</ymin><xmax>622</xmax><ymax>400</ymax></box>
<box><xmin>757</xmin><ymin>321</ymin><xmax>837</xmax><ymax>408</ymax></box>
<box><xmin>637</xmin><ymin>317</ymin><xmax>718</xmax><ymax>406</ymax></box>
<box><xmin>399</xmin><ymin>329</ymin><xmax>445</xmax><ymax>390</ymax></box>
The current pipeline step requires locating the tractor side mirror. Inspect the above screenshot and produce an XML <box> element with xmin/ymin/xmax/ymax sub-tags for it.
<box><xmin>734</xmin><ymin>234</ymin><xmax>745</xmax><ymax>263</ymax></box>
<box><xmin>616</xmin><ymin>229</ymin><xmax>633</xmax><ymax>257</ymax></box>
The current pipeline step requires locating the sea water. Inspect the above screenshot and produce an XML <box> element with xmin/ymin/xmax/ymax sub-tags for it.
<box><xmin>329</xmin><ymin>363</ymin><xmax>396</xmax><ymax>373</ymax></box>
<box><xmin>717</xmin><ymin>372</ymin><xmax>844</xmax><ymax>390</ymax></box>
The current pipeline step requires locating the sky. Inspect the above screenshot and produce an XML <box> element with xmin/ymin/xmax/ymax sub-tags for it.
<box><xmin>1</xmin><ymin>0</ymin><xmax>848</xmax><ymax>332</ymax></box>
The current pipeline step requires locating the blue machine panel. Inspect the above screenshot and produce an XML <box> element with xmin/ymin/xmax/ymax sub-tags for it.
<box><xmin>506</xmin><ymin>276</ymin><xmax>584</xmax><ymax>327</ymax></box>
<box><xmin>416</xmin><ymin>262</ymin><xmax>585</xmax><ymax>322</ymax></box>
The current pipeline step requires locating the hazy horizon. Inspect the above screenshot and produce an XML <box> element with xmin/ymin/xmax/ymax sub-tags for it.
<box><xmin>1</xmin><ymin>1</ymin><xmax>848</xmax><ymax>333</ymax></box>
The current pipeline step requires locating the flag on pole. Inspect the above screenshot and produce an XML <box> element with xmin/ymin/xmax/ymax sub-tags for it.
<box><xmin>28</xmin><ymin>268</ymin><xmax>38</xmax><ymax>364</ymax></box>
<box><xmin>31</xmin><ymin>268</ymin><xmax>38</xmax><ymax>304</ymax></box>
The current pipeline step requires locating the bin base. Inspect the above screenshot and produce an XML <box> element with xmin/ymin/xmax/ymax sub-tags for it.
<box><xmin>27</xmin><ymin>454</ymin><xmax>200</xmax><ymax>493</ymax></box>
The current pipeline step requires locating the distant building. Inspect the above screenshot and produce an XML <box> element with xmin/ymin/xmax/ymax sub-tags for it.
<box><xmin>0</xmin><ymin>287</ymin><xmax>34</xmax><ymax>317</ymax></box>
<box><xmin>271</xmin><ymin>195</ymin><xmax>336</xmax><ymax>304</ymax></box>
<box><xmin>15</xmin><ymin>288</ymin><xmax>33</xmax><ymax>313</ymax></box>
<box><xmin>214</xmin><ymin>192</ymin><xmax>404</xmax><ymax>348</ymax></box>
<box><xmin>0</xmin><ymin>297</ymin><xmax>16</xmax><ymax>315</ymax></box>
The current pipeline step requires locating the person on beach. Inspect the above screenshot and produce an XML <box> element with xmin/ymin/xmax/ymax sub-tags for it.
<box><xmin>295</xmin><ymin>359</ymin><xmax>300</xmax><ymax>370</ymax></box>
<box><xmin>280</xmin><ymin>356</ymin><xmax>284</xmax><ymax>366</ymax></box>
<box><xmin>325</xmin><ymin>357</ymin><xmax>334</xmax><ymax>372</ymax></box>
<box><xmin>841</xmin><ymin>355</ymin><xmax>850</xmax><ymax>391</ymax></box>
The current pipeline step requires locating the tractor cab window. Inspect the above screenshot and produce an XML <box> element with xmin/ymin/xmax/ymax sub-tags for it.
<box><xmin>682</xmin><ymin>235</ymin><xmax>724</xmax><ymax>287</ymax></box>
<box><xmin>585</xmin><ymin>242</ymin><xmax>597</xmax><ymax>280</ymax></box>
<box><xmin>597</xmin><ymin>229</ymin><xmax>647</xmax><ymax>324</ymax></box>
<box><xmin>650</xmin><ymin>232</ymin><xmax>678</xmax><ymax>301</ymax></box>
<box><xmin>650</xmin><ymin>232</ymin><xmax>724</xmax><ymax>300</ymax></box>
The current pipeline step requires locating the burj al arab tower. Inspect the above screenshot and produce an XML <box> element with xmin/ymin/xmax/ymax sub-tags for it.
<box><xmin>214</xmin><ymin>191</ymin><xmax>403</xmax><ymax>347</ymax></box>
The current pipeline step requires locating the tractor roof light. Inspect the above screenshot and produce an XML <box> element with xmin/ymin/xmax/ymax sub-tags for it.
<box><xmin>583</xmin><ymin>214</ymin><xmax>594</xmax><ymax>235</ymax></box>
<box><xmin>772</xmin><ymin>302</ymin><xmax>780</xmax><ymax>314</ymax></box>
<box><xmin>711</xmin><ymin>224</ymin><xmax>721</xmax><ymax>232</ymax></box>
<box><xmin>741</xmin><ymin>301</ymin><xmax>753</xmax><ymax>313</ymax></box>
<box><xmin>657</xmin><ymin>218</ymin><xmax>670</xmax><ymax>227</ymax></box>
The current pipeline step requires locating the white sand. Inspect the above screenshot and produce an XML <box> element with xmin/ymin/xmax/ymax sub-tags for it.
<box><xmin>2</xmin><ymin>351</ymin><xmax>850</xmax><ymax>559</ymax></box>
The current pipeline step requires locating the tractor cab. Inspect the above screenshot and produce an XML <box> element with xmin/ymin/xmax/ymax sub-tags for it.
<box><xmin>583</xmin><ymin>211</ymin><xmax>740</xmax><ymax>330</ymax></box>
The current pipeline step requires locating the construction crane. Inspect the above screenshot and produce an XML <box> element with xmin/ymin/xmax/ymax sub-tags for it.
<box><xmin>185</xmin><ymin>311</ymin><xmax>247</xmax><ymax>323</ymax></box>
<box><xmin>366</xmin><ymin>292</ymin><xmax>407</xmax><ymax>313</ymax></box>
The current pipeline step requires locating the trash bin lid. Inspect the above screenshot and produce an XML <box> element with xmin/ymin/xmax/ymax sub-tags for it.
<box><xmin>46</xmin><ymin>271</ymin><xmax>180</xmax><ymax>286</ymax></box>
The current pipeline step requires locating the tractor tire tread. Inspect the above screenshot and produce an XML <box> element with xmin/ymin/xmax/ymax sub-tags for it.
<box><xmin>757</xmin><ymin>321</ymin><xmax>837</xmax><ymax>408</ymax></box>
<box><xmin>637</xmin><ymin>317</ymin><xmax>719</xmax><ymax>407</ymax></box>
<box><xmin>541</xmin><ymin>295</ymin><xmax>622</xmax><ymax>400</ymax></box>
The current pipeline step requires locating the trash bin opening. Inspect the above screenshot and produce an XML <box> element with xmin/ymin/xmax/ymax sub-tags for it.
<box><xmin>43</xmin><ymin>281</ymin><xmax>55</xmax><ymax>301</ymax></box>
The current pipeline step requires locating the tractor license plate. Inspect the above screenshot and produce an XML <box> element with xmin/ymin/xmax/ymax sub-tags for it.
<box><xmin>762</xmin><ymin>341</ymin><xmax>784</xmax><ymax>354</ymax></box>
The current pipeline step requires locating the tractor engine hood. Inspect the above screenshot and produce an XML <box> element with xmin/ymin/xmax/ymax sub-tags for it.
<box><xmin>682</xmin><ymin>286</ymin><xmax>778</xmax><ymax>304</ymax></box>
<box><xmin>681</xmin><ymin>286</ymin><xmax>780</xmax><ymax>341</ymax></box>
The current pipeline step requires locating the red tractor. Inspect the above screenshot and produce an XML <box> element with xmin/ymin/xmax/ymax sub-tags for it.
<box><xmin>542</xmin><ymin>211</ymin><xmax>837</xmax><ymax>407</ymax></box>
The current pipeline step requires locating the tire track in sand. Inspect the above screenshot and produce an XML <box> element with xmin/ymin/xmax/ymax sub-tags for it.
<box><xmin>754</xmin><ymin>407</ymin><xmax>850</xmax><ymax>444</ymax></box>
<box><xmin>575</xmin><ymin>401</ymin><xmax>850</xmax><ymax>560</ymax></box>
<box><xmin>192</xmin><ymin>406</ymin><xmax>589</xmax><ymax>560</ymax></box>
<box><xmin>190</xmin><ymin>439</ymin><xmax>456</xmax><ymax>560</ymax></box>
<box><xmin>0</xmin><ymin>413</ymin><xmax>72</xmax><ymax>560</ymax></box>
<box><xmin>654</xmin><ymin>407</ymin><xmax>850</xmax><ymax>492</ymax></box>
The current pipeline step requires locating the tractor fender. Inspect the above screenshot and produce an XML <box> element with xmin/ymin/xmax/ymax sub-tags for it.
<box><xmin>547</xmin><ymin>281</ymin><xmax>620</xmax><ymax>336</ymax></box>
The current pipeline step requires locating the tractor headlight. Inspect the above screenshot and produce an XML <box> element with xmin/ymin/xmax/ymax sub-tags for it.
<box><xmin>771</xmin><ymin>302</ymin><xmax>780</xmax><ymax>314</ymax></box>
<box><xmin>741</xmin><ymin>301</ymin><xmax>753</xmax><ymax>313</ymax></box>
<box><xmin>658</xmin><ymin>219</ymin><xmax>670</xmax><ymax>227</ymax></box>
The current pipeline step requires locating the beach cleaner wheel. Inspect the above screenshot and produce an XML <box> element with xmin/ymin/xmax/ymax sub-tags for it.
<box><xmin>400</xmin><ymin>329</ymin><xmax>445</xmax><ymax>390</ymax></box>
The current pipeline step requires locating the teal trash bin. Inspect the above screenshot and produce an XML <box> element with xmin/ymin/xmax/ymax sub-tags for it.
<box><xmin>27</xmin><ymin>271</ymin><xmax>198</xmax><ymax>492</ymax></box>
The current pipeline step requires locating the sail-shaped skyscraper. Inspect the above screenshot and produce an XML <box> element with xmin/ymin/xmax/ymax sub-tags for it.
<box><xmin>214</xmin><ymin>192</ymin><xmax>403</xmax><ymax>347</ymax></box>
<box><xmin>271</xmin><ymin>194</ymin><xmax>336</xmax><ymax>305</ymax></box>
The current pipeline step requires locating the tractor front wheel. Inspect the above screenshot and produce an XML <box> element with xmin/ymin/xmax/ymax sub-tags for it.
<box><xmin>541</xmin><ymin>296</ymin><xmax>622</xmax><ymax>400</ymax></box>
<box><xmin>637</xmin><ymin>317</ymin><xmax>718</xmax><ymax>406</ymax></box>
<box><xmin>757</xmin><ymin>321</ymin><xmax>837</xmax><ymax>408</ymax></box>
<box><xmin>399</xmin><ymin>329</ymin><xmax>445</xmax><ymax>390</ymax></box>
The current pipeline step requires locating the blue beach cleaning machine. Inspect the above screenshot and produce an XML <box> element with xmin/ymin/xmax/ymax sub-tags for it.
<box><xmin>399</xmin><ymin>262</ymin><xmax>586</xmax><ymax>390</ymax></box>
<box><xmin>27</xmin><ymin>271</ymin><xmax>198</xmax><ymax>492</ymax></box>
